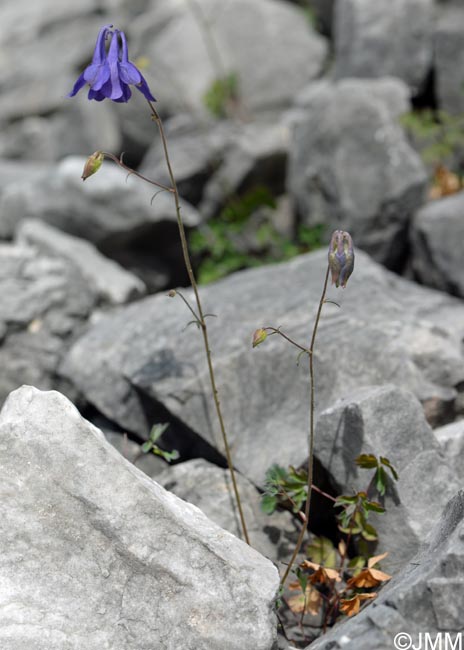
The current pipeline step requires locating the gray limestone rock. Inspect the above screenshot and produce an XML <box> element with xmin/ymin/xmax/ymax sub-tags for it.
<box><xmin>103</xmin><ymin>429</ymin><xmax>168</xmax><ymax>479</ymax></box>
<box><xmin>0</xmin><ymin>156</ymin><xmax>201</xmax><ymax>291</ymax></box>
<box><xmin>0</xmin><ymin>6</ymin><xmax>106</xmax><ymax>121</ymax></box>
<box><xmin>0</xmin><ymin>101</ymin><xmax>121</xmax><ymax>162</ymax></box>
<box><xmin>434</xmin><ymin>420</ymin><xmax>464</xmax><ymax>483</ymax></box>
<box><xmin>303</xmin><ymin>490</ymin><xmax>464</xmax><ymax>649</ymax></box>
<box><xmin>140</xmin><ymin>114</ymin><xmax>234</xmax><ymax>206</ymax></box>
<box><xmin>0</xmin><ymin>243</ymin><xmax>96</xmax><ymax>406</ymax></box>
<box><xmin>315</xmin><ymin>385</ymin><xmax>460</xmax><ymax>572</ymax></box>
<box><xmin>60</xmin><ymin>249</ymin><xmax>464</xmax><ymax>486</ymax></box>
<box><xmin>0</xmin><ymin>385</ymin><xmax>279</xmax><ymax>650</ymax></box>
<box><xmin>287</xmin><ymin>79</ymin><xmax>427</xmax><ymax>270</ymax></box>
<box><xmin>141</xmin><ymin>115</ymin><xmax>289</xmax><ymax>217</ymax></box>
<box><xmin>157</xmin><ymin>458</ymin><xmax>299</xmax><ymax>564</ymax></box>
<box><xmin>17</xmin><ymin>219</ymin><xmax>146</xmax><ymax>305</ymax></box>
<box><xmin>308</xmin><ymin>0</ymin><xmax>335</xmax><ymax>36</ymax></box>
<box><xmin>133</xmin><ymin>0</ymin><xmax>328</xmax><ymax>116</ymax></box>
<box><xmin>333</xmin><ymin>0</ymin><xmax>434</xmax><ymax>96</ymax></box>
<box><xmin>434</xmin><ymin>5</ymin><xmax>464</xmax><ymax>114</ymax></box>
<box><xmin>199</xmin><ymin>121</ymin><xmax>289</xmax><ymax>219</ymax></box>
<box><xmin>411</xmin><ymin>191</ymin><xmax>464</xmax><ymax>297</ymax></box>
<box><xmin>0</xmin><ymin>156</ymin><xmax>201</xmax><ymax>239</ymax></box>
<box><xmin>0</xmin><ymin>159</ymin><xmax>48</xmax><ymax>204</ymax></box>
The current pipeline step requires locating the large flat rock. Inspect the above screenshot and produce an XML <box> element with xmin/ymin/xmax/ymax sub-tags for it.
<box><xmin>0</xmin><ymin>386</ymin><xmax>278</xmax><ymax>650</ymax></box>
<box><xmin>60</xmin><ymin>249</ymin><xmax>464</xmax><ymax>486</ymax></box>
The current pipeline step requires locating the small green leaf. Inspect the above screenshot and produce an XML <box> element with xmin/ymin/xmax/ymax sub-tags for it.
<box><xmin>261</xmin><ymin>494</ymin><xmax>277</xmax><ymax>515</ymax></box>
<box><xmin>375</xmin><ymin>466</ymin><xmax>388</xmax><ymax>496</ymax></box>
<box><xmin>355</xmin><ymin>454</ymin><xmax>379</xmax><ymax>469</ymax></box>
<box><xmin>357</xmin><ymin>539</ymin><xmax>370</xmax><ymax>558</ymax></box>
<box><xmin>203</xmin><ymin>72</ymin><xmax>239</xmax><ymax>118</ymax></box>
<box><xmin>336</xmin><ymin>505</ymin><xmax>357</xmax><ymax>531</ymax></box>
<box><xmin>364</xmin><ymin>501</ymin><xmax>386</xmax><ymax>514</ymax></box>
<box><xmin>149</xmin><ymin>423</ymin><xmax>170</xmax><ymax>443</ymax></box>
<box><xmin>380</xmin><ymin>457</ymin><xmax>399</xmax><ymax>481</ymax></box>
<box><xmin>334</xmin><ymin>495</ymin><xmax>358</xmax><ymax>507</ymax></box>
<box><xmin>152</xmin><ymin>445</ymin><xmax>179</xmax><ymax>463</ymax></box>
<box><xmin>338</xmin><ymin>513</ymin><xmax>352</xmax><ymax>530</ymax></box>
<box><xmin>287</xmin><ymin>466</ymin><xmax>308</xmax><ymax>486</ymax></box>
<box><xmin>274</xmin><ymin>584</ymin><xmax>284</xmax><ymax>611</ymax></box>
<box><xmin>141</xmin><ymin>441</ymin><xmax>153</xmax><ymax>454</ymax></box>
<box><xmin>361</xmin><ymin>522</ymin><xmax>378</xmax><ymax>542</ymax></box>
<box><xmin>348</xmin><ymin>556</ymin><xmax>366</xmax><ymax>574</ymax></box>
<box><xmin>161</xmin><ymin>449</ymin><xmax>180</xmax><ymax>462</ymax></box>
<box><xmin>339</xmin><ymin>503</ymin><xmax>357</xmax><ymax>519</ymax></box>
<box><xmin>338</xmin><ymin>523</ymin><xmax>362</xmax><ymax>535</ymax></box>
<box><xmin>307</xmin><ymin>536</ymin><xmax>337</xmax><ymax>568</ymax></box>
<box><xmin>265</xmin><ymin>464</ymin><xmax>288</xmax><ymax>486</ymax></box>
<box><xmin>291</xmin><ymin>489</ymin><xmax>307</xmax><ymax>512</ymax></box>
<box><xmin>295</xmin><ymin>567</ymin><xmax>308</xmax><ymax>593</ymax></box>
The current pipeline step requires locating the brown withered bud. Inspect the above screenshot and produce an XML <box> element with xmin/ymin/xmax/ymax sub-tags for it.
<box><xmin>168</xmin><ymin>289</ymin><xmax>177</xmax><ymax>298</ymax></box>
<box><xmin>81</xmin><ymin>151</ymin><xmax>105</xmax><ymax>181</ymax></box>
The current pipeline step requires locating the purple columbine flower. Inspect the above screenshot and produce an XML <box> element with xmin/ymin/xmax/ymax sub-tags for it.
<box><xmin>328</xmin><ymin>230</ymin><xmax>354</xmax><ymax>288</ymax></box>
<box><xmin>68</xmin><ymin>25</ymin><xmax>155</xmax><ymax>103</ymax></box>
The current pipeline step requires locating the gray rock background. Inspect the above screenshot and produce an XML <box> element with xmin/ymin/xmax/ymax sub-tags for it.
<box><xmin>0</xmin><ymin>1</ymin><xmax>463</xmax><ymax>648</ymax></box>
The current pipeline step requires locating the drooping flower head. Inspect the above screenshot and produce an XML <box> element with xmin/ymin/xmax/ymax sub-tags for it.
<box><xmin>328</xmin><ymin>230</ymin><xmax>354</xmax><ymax>288</ymax></box>
<box><xmin>68</xmin><ymin>25</ymin><xmax>155</xmax><ymax>103</ymax></box>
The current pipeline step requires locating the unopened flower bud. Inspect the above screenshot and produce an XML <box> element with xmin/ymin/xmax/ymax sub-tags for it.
<box><xmin>81</xmin><ymin>151</ymin><xmax>104</xmax><ymax>181</ymax></box>
<box><xmin>328</xmin><ymin>230</ymin><xmax>354</xmax><ymax>288</ymax></box>
<box><xmin>168</xmin><ymin>289</ymin><xmax>177</xmax><ymax>298</ymax></box>
<box><xmin>252</xmin><ymin>328</ymin><xmax>267</xmax><ymax>348</ymax></box>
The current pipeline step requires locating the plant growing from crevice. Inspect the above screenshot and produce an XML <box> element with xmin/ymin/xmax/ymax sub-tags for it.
<box><xmin>185</xmin><ymin>0</ymin><xmax>242</xmax><ymax>119</ymax></box>
<box><xmin>68</xmin><ymin>24</ymin><xmax>250</xmax><ymax>545</ymax></box>
<box><xmin>253</xmin><ymin>230</ymin><xmax>355</xmax><ymax>587</ymax></box>
<box><xmin>190</xmin><ymin>186</ymin><xmax>325</xmax><ymax>284</ymax></box>
<box><xmin>263</xmin><ymin>454</ymin><xmax>398</xmax><ymax>642</ymax></box>
<box><xmin>140</xmin><ymin>423</ymin><xmax>180</xmax><ymax>463</ymax></box>
<box><xmin>203</xmin><ymin>73</ymin><xmax>240</xmax><ymax>119</ymax></box>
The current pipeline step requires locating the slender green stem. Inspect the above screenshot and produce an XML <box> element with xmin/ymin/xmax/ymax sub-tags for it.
<box><xmin>281</xmin><ymin>264</ymin><xmax>331</xmax><ymax>585</ymax></box>
<box><xmin>146</xmin><ymin>100</ymin><xmax>250</xmax><ymax>545</ymax></box>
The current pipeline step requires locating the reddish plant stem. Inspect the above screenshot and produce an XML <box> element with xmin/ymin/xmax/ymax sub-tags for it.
<box><xmin>281</xmin><ymin>264</ymin><xmax>331</xmax><ymax>585</ymax></box>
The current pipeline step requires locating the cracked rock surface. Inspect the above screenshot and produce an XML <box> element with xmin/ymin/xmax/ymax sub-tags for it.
<box><xmin>61</xmin><ymin>249</ymin><xmax>464</xmax><ymax>486</ymax></box>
